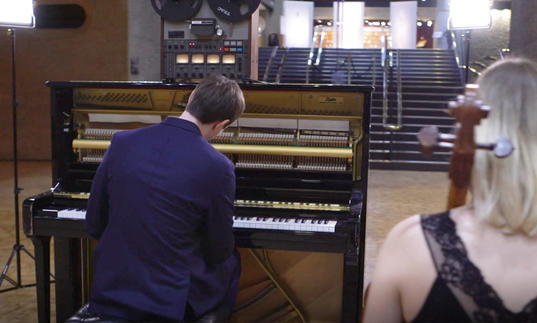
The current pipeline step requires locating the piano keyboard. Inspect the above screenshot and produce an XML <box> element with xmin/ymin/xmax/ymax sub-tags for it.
<box><xmin>55</xmin><ymin>209</ymin><xmax>86</xmax><ymax>219</ymax></box>
<box><xmin>232</xmin><ymin>216</ymin><xmax>337</xmax><ymax>232</ymax></box>
<box><xmin>53</xmin><ymin>209</ymin><xmax>337</xmax><ymax>233</ymax></box>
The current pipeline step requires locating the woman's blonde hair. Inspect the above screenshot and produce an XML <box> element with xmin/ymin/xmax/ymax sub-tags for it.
<box><xmin>472</xmin><ymin>58</ymin><xmax>537</xmax><ymax>236</ymax></box>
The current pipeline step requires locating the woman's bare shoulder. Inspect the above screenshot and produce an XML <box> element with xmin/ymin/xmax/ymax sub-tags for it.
<box><xmin>383</xmin><ymin>215</ymin><xmax>424</xmax><ymax>252</ymax></box>
<box><xmin>363</xmin><ymin>214</ymin><xmax>436</xmax><ymax>323</ymax></box>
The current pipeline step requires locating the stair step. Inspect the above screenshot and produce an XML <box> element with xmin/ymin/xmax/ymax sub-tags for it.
<box><xmin>372</xmin><ymin>99</ymin><xmax>449</xmax><ymax>109</ymax></box>
<box><xmin>371</xmin><ymin>107</ymin><xmax>451</xmax><ymax>117</ymax></box>
<box><xmin>370</xmin><ymin>123</ymin><xmax>456</xmax><ymax>133</ymax></box>
<box><xmin>369</xmin><ymin>140</ymin><xmax>453</xmax><ymax>152</ymax></box>
<box><xmin>372</xmin><ymin>85</ymin><xmax>463</xmax><ymax>93</ymax></box>
<box><xmin>369</xmin><ymin>149</ymin><xmax>451</xmax><ymax>162</ymax></box>
<box><xmin>369</xmin><ymin>140</ymin><xmax>422</xmax><ymax>151</ymax></box>
<box><xmin>371</xmin><ymin>92</ymin><xmax>459</xmax><ymax>101</ymax></box>
<box><xmin>369</xmin><ymin>160</ymin><xmax>449</xmax><ymax>171</ymax></box>
<box><xmin>370</xmin><ymin>131</ymin><xmax>420</xmax><ymax>141</ymax></box>
<box><xmin>370</xmin><ymin>115</ymin><xmax>455</xmax><ymax>126</ymax></box>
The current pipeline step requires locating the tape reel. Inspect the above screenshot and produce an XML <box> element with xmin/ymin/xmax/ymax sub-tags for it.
<box><xmin>207</xmin><ymin>0</ymin><xmax>261</xmax><ymax>22</ymax></box>
<box><xmin>151</xmin><ymin>0</ymin><xmax>202</xmax><ymax>22</ymax></box>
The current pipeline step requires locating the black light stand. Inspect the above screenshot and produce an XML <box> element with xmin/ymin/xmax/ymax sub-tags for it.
<box><xmin>462</xmin><ymin>30</ymin><xmax>472</xmax><ymax>84</ymax></box>
<box><xmin>0</xmin><ymin>28</ymin><xmax>37</xmax><ymax>293</ymax></box>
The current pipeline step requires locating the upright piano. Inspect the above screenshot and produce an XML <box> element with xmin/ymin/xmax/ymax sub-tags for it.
<box><xmin>23</xmin><ymin>81</ymin><xmax>371</xmax><ymax>323</ymax></box>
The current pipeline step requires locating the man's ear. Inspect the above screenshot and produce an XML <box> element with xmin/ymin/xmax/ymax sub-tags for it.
<box><xmin>213</xmin><ymin>119</ymin><xmax>230</xmax><ymax>132</ymax></box>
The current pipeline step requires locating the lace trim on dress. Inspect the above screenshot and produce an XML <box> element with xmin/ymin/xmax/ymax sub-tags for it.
<box><xmin>421</xmin><ymin>212</ymin><xmax>537</xmax><ymax>323</ymax></box>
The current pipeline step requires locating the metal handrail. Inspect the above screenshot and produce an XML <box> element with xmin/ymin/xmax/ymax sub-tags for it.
<box><xmin>262</xmin><ymin>46</ymin><xmax>279</xmax><ymax>82</ymax></box>
<box><xmin>306</xmin><ymin>26</ymin><xmax>321</xmax><ymax>83</ymax></box>
<box><xmin>381</xmin><ymin>37</ymin><xmax>388</xmax><ymax>127</ymax></box>
<box><xmin>347</xmin><ymin>53</ymin><xmax>352</xmax><ymax>85</ymax></box>
<box><xmin>468</xmin><ymin>47</ymin><xmax>511</xmax><ymax>78</ymax></box>
<box><xmin>380</xmin><ymin>36</ymin><xmax>386</xmax><ymax>68</ymax></box>
<box><xmin>275</xmin><ymin>48</ymin><xmax>289</xmax><ymax>84</ymax></box>
<box><xmin>394</xmin><ymin>50</ymin><xmax>403</xmax><ymax>130</ymax></box>
<box><xmin>468</xmin><ymin>65</ymin><xmax>482</xmax><ymax>77</ymax></box>
<box><xmin>306</xmin><ymin>25</ymin><xmax>326</xmax><ymax>83</ymax></box>
<box><xmin>307</xmin><ymin>26</ymin><xmax>320</xmax><ymax>66</ymax></box>
<box><xmin>449</xmin><ymin>31</ymin><xmax>465</xmax><ymax>82</ymax></box>
<box><xmin>371</xmin><ymin>56</ymin><xmax>377</xmax><ymax>87</ymax></box>
<box><xmin>472</xmin><ymin>61</ymin><xmax>488</xmax><ymax>69</ymax></box>
<box><xmin>381</xmin><ymin>37</ymin><xmax>403</xmax><ymax>131</ymax></box>
<box><xmin>315</xmin><ymin>27</ymin><xmax>326</xmax><ymax>66</ymax></box>
<box><xmin>499</xmin><ymin>48</ymin><xmax>510</xmax><ymax>60</ymax></box>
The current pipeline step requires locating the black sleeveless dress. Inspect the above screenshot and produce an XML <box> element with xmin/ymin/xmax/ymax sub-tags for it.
<box><xmin>408</xmin><ymin>211</ymin><xmax>537</xmax><ymax>323</ymax></box>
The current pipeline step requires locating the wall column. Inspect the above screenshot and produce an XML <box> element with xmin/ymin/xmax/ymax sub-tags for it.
<box><xmin>433</xmin><ymin>0</ymin><xmax>450</xmax><ymax>49</ymax></box>
<box><xmin>128</xmin><ymin>0</ymin><xmax>161</xmax><ymax>81</ymax></box>
<box><xmin>333</xmin><ymin>1</ymin><xmax>365</xmax><ymax>49</ymax></box>
<box><xmin>390</xmin><ymin>1</ymin><xmax>417</xmax><ymax>49</ymax></box>
<box><xmin>281</xmin><ymin>1</ymin><xmax>314</xmax><ymax>48</ymax></box>
<box><xmin>510</xmin><ymin>0</ymin><xmax>537</xmax><ymax>61</ymax></box>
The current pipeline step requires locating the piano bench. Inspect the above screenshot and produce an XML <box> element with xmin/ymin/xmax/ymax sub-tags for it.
<box><xmin>65</xmin><ymin>304</ymin><xmax>231</xmax><ymax>323</ymax></box>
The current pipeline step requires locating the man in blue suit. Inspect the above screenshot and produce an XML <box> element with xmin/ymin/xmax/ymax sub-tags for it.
<box><xmin>85</xmin><ymin>75</ymin><xmax>245</xmax><ymax>322</ymax></box>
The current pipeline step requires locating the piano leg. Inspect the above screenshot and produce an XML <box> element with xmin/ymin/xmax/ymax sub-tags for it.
<box><xmin>32</xmin><ymin>236</ymin><xmax>51</xmax><ymax>323</ymax></box>
<box><xmin>342</xmin><ymin>253</ymin><xmax>361</xmax><ymax>323</ymax></box>
<box><xmin>54</xmin><ymin>237</ymin><xmax>83</xmax><ymax>323</ymax></box>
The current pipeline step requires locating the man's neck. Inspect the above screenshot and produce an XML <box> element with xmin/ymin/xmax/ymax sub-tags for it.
<box><xmin>177</xmin><ymin>111</ymin><xmax>211</xmax><ymax>139</ymax></box>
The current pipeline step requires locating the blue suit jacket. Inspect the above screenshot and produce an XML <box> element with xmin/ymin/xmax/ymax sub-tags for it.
<box><xmin>85</xmin><ymin>117</ymin><xmax>240</xmax><ymax>321</ymax></box>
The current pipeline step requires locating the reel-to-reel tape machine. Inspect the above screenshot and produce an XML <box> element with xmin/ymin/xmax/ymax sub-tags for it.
<box><xmin>151</xmin><ymin>0</ymin><xmax>261</xmax><ymax>81</ymax></box>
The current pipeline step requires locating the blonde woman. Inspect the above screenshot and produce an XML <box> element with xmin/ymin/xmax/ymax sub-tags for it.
<box><xmin>362</xmin><ymin>58</ymin><xmax>537</xmax><ymax>323</ymax></box>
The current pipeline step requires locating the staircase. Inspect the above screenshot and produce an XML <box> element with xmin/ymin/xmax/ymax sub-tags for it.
<box><xmin>258</xmin><ymin>47</ymin><xmax>464</xmax><ymax>171</ymax></box>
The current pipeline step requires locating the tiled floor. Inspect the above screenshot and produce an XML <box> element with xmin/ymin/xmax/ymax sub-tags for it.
<box><xmin>0</xmin><ymin>161</ymin><xmax>449</xmax><ymax>322</ymax></box>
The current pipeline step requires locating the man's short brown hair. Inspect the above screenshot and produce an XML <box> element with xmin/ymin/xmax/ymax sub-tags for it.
<box><xmin>186</xmin><ymin>75</ymin><xmax>245</xmax><ymax>124</ymax></box>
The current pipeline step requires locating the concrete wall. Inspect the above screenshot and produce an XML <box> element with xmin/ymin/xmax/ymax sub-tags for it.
<box><xmin>0</xmin><ymin>0</ymin><xmax>128</xmax><ymax>160</ymax></box>
<box><xmin>127</xmin><ymin>0</ymin><xmax>161</xmax><ymax>81</ymax></box>
<box><xmin>260</xmin><ymin>0</ymin><xmax>283</xmax><ymax>47</ymax></box>
<box><xmin>510</xmin><ymin>0</ymin><xmax>537</xmax><ymax>62</ymax></box>
<box><xmin>390</xmin><ymin>1</ymin><xmax>418</xmax><ymax>49</ymax></box>
<box><xmin>470</xmin><ymin>9</ymin><xmax>511</xmax><ymax>63</ymax></box>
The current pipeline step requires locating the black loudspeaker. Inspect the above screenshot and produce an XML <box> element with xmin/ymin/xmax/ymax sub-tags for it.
<box><xmin>35</xmin><ymin>4</ymin><xmax>86</xmax><ymax>29</ymax></box>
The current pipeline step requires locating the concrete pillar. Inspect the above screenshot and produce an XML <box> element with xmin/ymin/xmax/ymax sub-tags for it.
<box><xmin>433</xmin><ymin>0</ymin><xmax>450</xmax><ymax>49</ymax></box>
<box><xmin>333</xmin><ymin>2</ymin><xmax>365</xmax><ymax>48</ymax></box>
<box><xmin>510</xmin><ymin>0</ymin><xmax>537</xmax><ymax>62</ymax></box>
<box><xmin>128</xmin><ymin>0</ymin><xmax>161</xmax><ymax>80</ymax></box>
<box><xmin>281</xmin><ymin>1</ymin><xmax>314</xmax><ymax>47</ymax></box>
<box><xmin>390</xmin><ymin>1</ymin><xmax>418</xmax><ymax>49</ymax></box>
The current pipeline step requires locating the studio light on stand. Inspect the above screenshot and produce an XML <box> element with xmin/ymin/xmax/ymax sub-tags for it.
<box><xmin>448</xmin><ymin>0</ymin><xmax>491</xmax><ymax>83</ymax></box>
<box><xmin>0</xmin><ymin>0</ymin><xmax>38</xmax><ymax>293</ymax></box>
